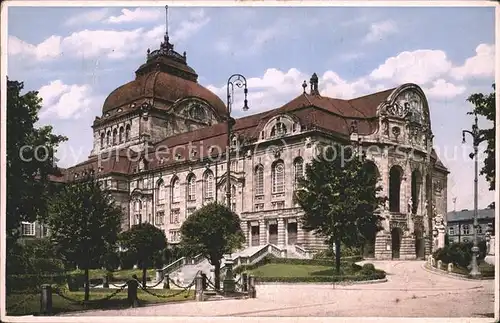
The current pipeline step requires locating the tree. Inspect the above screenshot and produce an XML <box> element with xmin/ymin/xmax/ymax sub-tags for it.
<box><xmin>295</xmin><ymin>144</ymin><xmax>385</xmax><ymax>274</ymax></box>
<box><xmin>46</xmin><ymin>176</ymin><xmax>122</xmax><ymax>301</ymax></box>
<box><xmin>119</xmin><ymin>223</ymin><xmax>168</xmax><ymax>287</ymax></box>
<box><xmin>467</xmin><ymin>84</ymin><xmax>495</xmax><ymax>192</ymax></box>
<box><xmin>180</xmin><ymin>202</ymin><xmax>245</xmax><ymax>290</ymax></box>
<box><xmin>6</xmin><ymin>79</ymin><xmax>67</xmax><ymax>245</ymax></box>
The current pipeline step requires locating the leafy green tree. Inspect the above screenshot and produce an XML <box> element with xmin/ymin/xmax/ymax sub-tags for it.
<box><xmin>119</xmin><ymin>223</ymin><xmax>168</xmax><ymax>287</ymax></box>
<box><xmin>467</xmin><ymin>84</ymin><xmax>495</xmax><ymax>192</ymax></box>
<box><xmin>6</xmin><ymin>79</ymin><xmax>67</xmax><ymax>247</ymax></box>
<box><xmin>180</xmin><ymin>202</ymin><xmax>245</xmax><ymax>289</ymax></box>
<box><xmin>295</xmin><ymin>144</ymin><xmax>385</xmax><ymax>274</ymax></box>
<box><xmin>46</xmin><ymin>176</ymin><xmax>122</xmax><ymax>301</ymax></box>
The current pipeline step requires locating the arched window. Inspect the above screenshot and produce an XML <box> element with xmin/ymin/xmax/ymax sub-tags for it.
<box><xmin>119</xmin><ymin>127</ymin><xmax>124</xmax><ymax>143</ymax></box>
<box><xmin>112</xmin><ymin>129</ymin><xmax>117</xmax><ymax>145</ymax></box>
<box><xmin>293</xmin><ymin>157</ymin><xmax>304</xmax><ymax>189</ymax></box>
<box><xmin>100</xmin><ymin>133</ymin><xmax>105</xmax><ymax>149</ymax></box>
<box><xmin>187</xmin><ymin>174</ymin><xmax>196</xmax><ymax>201</ymax></box>
<box><xmin>271</xmin><ymin>122</ymin><xmax>287</xmax><ymax>137</ymax></box>
<box><xmin>272</xmin><ymin>161</ymin><xmax>285</xmax><ymax>193</ymax></box>
<box><xmin>255</xmin><ymin>165</ymin><xmax>264</xmax><ymax>196</ymax></box>
<box><xmin>389</xmin><ymin>166</ymin><xmax>403</xmax><ymax>212</ymax></box>
<box><xmin>203</xmin><ymin>171</ymin><xmax>214</xmax><ymax>200</ymax></box>
<box><xmin>171</xmin><ymin>177</ymin><xmax>180</xmax><ymax>203</ymax></box>
<box><xmin>125</xmin><ymin>124</ymin><xmax>131</xmax><ymax>141</ymax></box>
<box><xmin>157</xmin><ymin>180</ymin><xmax>166</xmax><ymax>204</ymax></box>
<box><xmin>106</xmin><ymin>130</ymin><xmax>111</xmax><ymax>146</ymax></box>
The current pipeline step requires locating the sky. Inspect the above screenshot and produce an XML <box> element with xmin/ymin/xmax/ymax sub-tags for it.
<box><xmin>5</xmin><ymin>3</ymin><xmax>496</xmax><ymax>212</ymax></box>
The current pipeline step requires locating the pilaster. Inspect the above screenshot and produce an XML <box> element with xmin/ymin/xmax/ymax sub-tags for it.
<box><xmin>259</xmin><ymin>220</ymin><xmax>267</xmax><ymax>245</ymax></box>
<box><xmin>277</xmin><ymin>218</ymin><xmax>285</xmax><ymax>246</ymax></box>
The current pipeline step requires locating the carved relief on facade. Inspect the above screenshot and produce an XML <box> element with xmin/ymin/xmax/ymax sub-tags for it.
<box><xmin>172</xmin><ymin>98</ymin><xmax>219</xmax><ymax>124</ymax></box>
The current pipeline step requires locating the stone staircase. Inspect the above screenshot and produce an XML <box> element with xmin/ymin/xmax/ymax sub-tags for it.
<box><xmin>162</xmin><ymin>244</ymin><xmax>313</xmax><ymax>285</ymax></box>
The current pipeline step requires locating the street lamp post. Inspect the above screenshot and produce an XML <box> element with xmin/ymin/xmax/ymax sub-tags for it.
<box><xmin>225</xmin><ymin>74</ymin><xmax>249</xmax><ymax>208</ymax></box>
<box><xmin>222</xmin><ymin>74</ymin><xmax>248</xmax><ymax>293</ymax></box>
<box><xmin>462</xmin><ymin>113</ymin><xmax>486</xmax><ymax>278</ymax></box>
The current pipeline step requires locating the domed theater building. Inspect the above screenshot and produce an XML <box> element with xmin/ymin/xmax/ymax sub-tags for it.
<box><xmin>55</xmin><ymin>27</ymin><xmax>448</xmax><ymax>260</ymax></box>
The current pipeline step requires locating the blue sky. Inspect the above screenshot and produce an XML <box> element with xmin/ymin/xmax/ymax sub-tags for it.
<box><xmin>6</xmin><ymin>4</ymin><xmax>496</xmax><ymax>212</ymax></box>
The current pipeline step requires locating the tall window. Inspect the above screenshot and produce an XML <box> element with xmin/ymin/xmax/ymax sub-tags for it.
<box><xmin>125</xmin><ymin>124</ymin><xmax>131</xmax><ymax>141</ymax></box>
<box><xmin>449</xmin><ymin>227</ymin><xmax>454</xmax><ymax>235</ymax></box>
<box><xmin>170</xmin><ymin>209</ymin><xmax>180</xmax><ymax>224</ymax></box>
<box><xmin>463</xmin><ymin>224</ymin><xmax>470</xmax><ymax>235</ymax></box>
<box><xmin>119</xmin><ymin>127</ymin><xmax>124</xmax><ymax>143</ymax></box>
<box><xmin>293</xmin><ymin>157</ymin><xmax>304</xmax><ymax>189</ymax></box>
<box><xmin>100</xmin><ymin>133</ymin><xmax>105</xmax><ymax>149</ymax></box>
<box><xmin>203</xmin><ymin>171</ymin><xmax>214</xmax><ymax>200</ymax></box>
<box><xmin>112</xmin><ymin>129</ymin><xmax>117</xmax><ymax>145</ymax></box>
<box><xmin>272</xmin><ymin>161</ymin><xmax>285</xmax><ymax>193</ymax></box>
<box><xmin>157</xmin><ymin>180</ymin><xmax>166</xmax><ymax>204</ymax></box>
<box><xmin>21</xmin><ymin>222</ymin><xmax>35</xmax><ymax>236</ymax></box>
<box><xmin>106</xmin><ymin>131</ymin><xmax>111</xmax><ymax>146</ymax></box>
<box><xmin>155</xmin><ymin>211</ymin><xmax>164</xmax><ymax>226</ymax></box>
<box><xmin>255</xmin><ymin>165</ymin><xmax>264</xmax><ymax>196</ymax></box>
<box><xmin>171</xmin><ymin>178</ymin><xmax>180</xmax><ymax>203</ymax></box>
<box><xmin>187</xmin><ymin>174</ymin><xmax>196</xmax><ymax>201</ymax></box>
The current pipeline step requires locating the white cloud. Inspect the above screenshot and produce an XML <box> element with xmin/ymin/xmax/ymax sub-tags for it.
<box><xmin>170</xmin><ymin>9</ymin><xmax>210</xmax><ymax>43</ymax></box>
<box><xmin>9</xmin><ymin>9</ymin><xmax>209</xmax><ymax>62</ymax></box>
<box><xmin>450</xmin><ymin>43</ymin><xmax>495</xmax><ymax>80</ymax></box>
<box><xmin>8</xmin><ymin>35</ymin><xmax>62</xmax><ymax>61</ymax></box>
<box><xmin>106</xmin><ymin>8</ymin><xmax>162</xmax><ymax>24</ymax></box>
<box><xmin>64</xmin><ymin>8</ymin><xmax>110</xmax><ymax>26</ymax></box>
<box><xmin>38</xmin><ymin>80</ymin><xmax>100</xmax><ymax>120</ymax></box>
<box><xmin>364</xmin><ymin>20</ymin><xmax>398</xmax><ymax>43</ymax></box>
<box><xmin>369</xmin><ymin>49</ymin><xmax>453</xmax><ymax>85</ymax></box>
<box><xmin>424</xmin><ymin>79</ymin><xmax>466</xmax><ymax>99</ymax></box>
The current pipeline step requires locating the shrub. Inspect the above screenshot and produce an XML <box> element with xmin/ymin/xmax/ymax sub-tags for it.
<box><xmin>6</xmin><ymin>273</ymin><xmax>69</xmax><ymax>294</ymax></box>
<box><xmin>119</xmin><ymin>251</ymin><xmax>136</xmax><ymax>269</ymax></box>
<box><xmin>361</xmin><ymin>263</ymin><xmax>376</xmax><ymax>274</ymax></box>
<box><xmin>433</xmin><ymin>241</ymin><xmax>487</xmax><ymax>268</ymax></box>
<box><xmin>254</xmin><ymin>270</ymin><xmax>385</xmax><ymax>283</ymax></box>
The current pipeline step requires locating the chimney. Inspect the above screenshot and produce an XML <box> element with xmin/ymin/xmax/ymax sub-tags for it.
<box><xmin>309</xmin><ymin>73</ymin><xmax>319</xmax><ymax>95</ymax></box>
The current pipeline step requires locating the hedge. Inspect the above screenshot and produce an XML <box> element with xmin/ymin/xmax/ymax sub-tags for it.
<box><xmin>255</xmin><ymin>269</ymin><xmax>386</xmax><ymax>283</ymax></box>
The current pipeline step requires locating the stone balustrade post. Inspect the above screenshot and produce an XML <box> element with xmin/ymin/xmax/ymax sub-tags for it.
<box><xmin>163</xmin><ymin>274</ymin><xmax>170</xmax><ymax>289</ymax></box>
<box><xmin>242</xmin><ymin>273</ymin><xmax>248</xmax><ymax>292</ymax></box>
<box><xmin>127</xmin><ymin>278</ymin><xmax>139</xmax><ymax>308</ymax></box>
<box><xmin>103</xmin><ymin>273</ymin><xmax>110</xmax><ymax>288</ymax></box>
<box><xmin>447</xmin><ymin>263</ymin><xmax>453</xmax><ymax>273</ymax></box>
<box><xmin>40</xmin><ymin>284</ymin><xmax>53</xmax><ymax>315</ymax></box>
<box><xmin>156</xmin><ymin>269</ymin><xmax>164</xmax><ymax>283</ymax></box>
<box><xmin>248</xmin><ymin>275</ymin><xmax>256</xmax><ymax>298</ymax></box>
<box><xmin>437</xmin><ymin>260</ymin><xmax>442</xmax><ymax>270</ymax></box>
<box><xmin>195</xmin><ymin>275</ymin><xmax>204</xmax><ymax>302</ymax></box>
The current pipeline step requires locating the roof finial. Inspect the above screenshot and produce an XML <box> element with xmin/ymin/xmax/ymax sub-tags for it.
<box><xmin>165</xmin><ymin>5</ymin><xmax>169</xmax><ymax>39</ymax></box>
<box><xmin>302</xmin><ymin>80</ymin><xmax>307</xmax><ymax>94</ymax></box>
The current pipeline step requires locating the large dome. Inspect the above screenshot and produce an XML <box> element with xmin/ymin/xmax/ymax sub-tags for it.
<box><xmin>101</xmin><ymin>35</ymin><xmax>226</xmax><ymax>117</ymax></box>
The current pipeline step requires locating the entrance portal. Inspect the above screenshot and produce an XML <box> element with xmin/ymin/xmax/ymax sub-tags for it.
<box><xmin>391</xmin><ymin>228</ymin><xmax>402</xmax><ymax>259</ymax></box>
<box><xmin>251</xmin><ymin>226</ymin><xmax>260</xmax><ymax>246</ymax></box>
<box><xmin>268</xmin><ymin>223</ymin><xmax>278</xmax><ymax>245</ymax></box>
<box><xmin>287</xmin><ymin>222</ymin><xmax>298</xmax><ymax>245</ymax></box>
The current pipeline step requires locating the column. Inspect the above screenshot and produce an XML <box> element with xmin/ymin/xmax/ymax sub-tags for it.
<box><xmin>277</xmin><ymin>218</ymin><xmax>285</xmax><ymax>246</ymax></box>
<box><xmin>284</xmin><ymin>219</ymin><xmax>289</xmax><ymax>245</ymax></box>
<box><xmin>241</xmin><ymin>221</ymin><xmax>249</xmax><ymax>247</ymax></box>
<box><xmin>259</xmin><ymin>220</ymin><xmax>267</xmax><ymax>245</ymax></box>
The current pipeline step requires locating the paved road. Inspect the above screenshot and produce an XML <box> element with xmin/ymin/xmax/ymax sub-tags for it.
<box><xmin>65</xmin><ymin>261</ymin><xmax>494</xmax><ymax>317</ymax></box>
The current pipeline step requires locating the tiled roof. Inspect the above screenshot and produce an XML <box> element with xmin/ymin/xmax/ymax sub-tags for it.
<box><xmin>60</xmin><ymin>85</ymin><xmax>448</xmax><ymax>180</ymax></box>
<box><xmin>446</xmin><ymin>208</ymin><xmax>495</xmax><ymax>222</ymax></box>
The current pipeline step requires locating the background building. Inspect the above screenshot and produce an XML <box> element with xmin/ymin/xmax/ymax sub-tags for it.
<box><xmin>446</xmin><ymin>208</ymin><xmax>494</xmax><ymax>244</ymax></box>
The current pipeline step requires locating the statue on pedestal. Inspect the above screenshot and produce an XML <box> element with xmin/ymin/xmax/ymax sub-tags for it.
<box><xmin>433</xmin><ymin>213</ymin><xmax>446</xmax><ymax>250</ymax></box>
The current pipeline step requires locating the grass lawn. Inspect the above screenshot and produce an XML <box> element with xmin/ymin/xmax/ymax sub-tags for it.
<box><xmin>250</xmin><ymin>263</ymin><xmax>335</xmax><ymax>277</ymax></box>
<box><xmin>247</xmin><ymin>260</ymin><xmax>384</xmax><ymax>282</ymax></box>
<box><xmin>6</xmin><ymin>288</ymin><xmax>194</xmax><ymax>316</ymax></box>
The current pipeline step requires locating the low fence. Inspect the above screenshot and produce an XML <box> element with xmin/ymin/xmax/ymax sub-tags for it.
<box><xmin>9</xmin><ymin>270</ymin><xmax>257</xmax><ymax>316</ymax></box>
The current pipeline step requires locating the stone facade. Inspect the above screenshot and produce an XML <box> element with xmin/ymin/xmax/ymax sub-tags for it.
<box><xmin>56</xmin><ymin>26</ymin><xmax>449</xmax><ymax>260</ymax></box>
